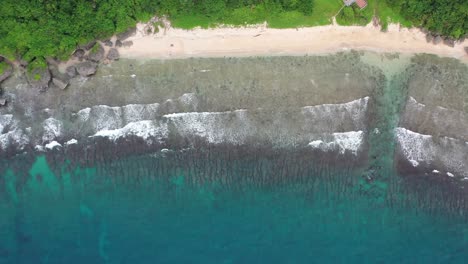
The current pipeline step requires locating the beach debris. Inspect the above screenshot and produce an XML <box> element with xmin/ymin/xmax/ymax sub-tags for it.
<box><xmin>87</xmin><ymin>43</ymin><xmax>105</xmax><ymax>62</ymax></box>
<box><xmin>253</xmin><ymin>34</ymin><xmax>261</xmax><ymax>37</ymax></box>
<box><xmin>130</xmin><ymin>74</ymin><xmax>136</xmax><ymax>78</ymax></box>
<box><xmin>107</xmin><ymin>48</ymin><xmax>120</xmax><ymax>61</ymax></box>
<box><xmin>52</xmin><ymin>77</ymin><xmax>69</xmax><ymax>90</ymax></box>
<box><xmin>76</xmin><ymin>61</ymin><xmax>98</xmax><ymax>77</ymax></box>
<box><xmin>0</xmin><ymin>98</ymin><xmax>6</xmax><ymax>106</ymax></box>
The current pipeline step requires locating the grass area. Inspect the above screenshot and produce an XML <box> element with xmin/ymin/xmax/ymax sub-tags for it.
<box><xmin>170</xmin><ymin>0</ymin><xmax>414</xmax><ymax>31</ymax></box>
<box><xmin>171</xmin><ymin>1</ymin><xmax>344</xmax><ymax>29</ymax></box>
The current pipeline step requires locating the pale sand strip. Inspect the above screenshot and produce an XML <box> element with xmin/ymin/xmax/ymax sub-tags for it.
<box><xmin>118</xmin><ymin>22</ymin><xmax>467</xmax><ymax>62</ymax></box>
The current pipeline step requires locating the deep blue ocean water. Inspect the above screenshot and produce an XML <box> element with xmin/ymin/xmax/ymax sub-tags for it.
<box><xmin>1</xmin><ymin>151</ymin><xmax>467</xmax><ymax>264</ymax></box>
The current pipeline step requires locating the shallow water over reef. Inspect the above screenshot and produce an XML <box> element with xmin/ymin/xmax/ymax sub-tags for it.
<box><xmin>1</xmin><ymin>150</ymin><xmax>468</xmax><ymax>263</ymax></box>
<box><xmin>0</xmin><ymin>52</ymin><xmax>468</xmax><ymax>263</ymax></box>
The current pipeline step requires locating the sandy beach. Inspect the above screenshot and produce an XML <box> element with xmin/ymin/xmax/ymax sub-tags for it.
<box><xmin>118</xmin><ymin>22</ymin><xmax>468</xmax><ymax>61</ymax></box>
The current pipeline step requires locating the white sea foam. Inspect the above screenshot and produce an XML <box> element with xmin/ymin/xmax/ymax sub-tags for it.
<box><xmin>77</xmin><ymin>107</ymin><xmax>91</xmax><ymax>121</ymax></box>
<box><xmin>0</xmin><ymin>116</ymin><xmax>29</xmax><ymax>151</ymax></box>
<box><xmin>45</xmin><ymin>141</ymin><xmax>62</xmax><ymax>150</ymax></box>
<box><xmin>65</xmin><ymin>139</ymin><xmax>78</xmax><ymax>145</ymax></box>
<box><xmin>396</xmin><ymin>127</ymin><xmax>468</xmax><ymax>177</ymax></box>
<box><xmin>0</xmin><ymin>114</ymin><xmax>13</xmax><ymax>133</ymax></box>
<box><xmin>35</xmin><ymin>145</ymin><xmax>45</xmax><ymax>152</ymax></box>
<box><xmin>42</xmin><ymin>118</ymin><xmax>63</xmax><ymax>142</ymax></box>
<box><xmin>178</xmin><ymin>93</ymin><xmax>199</xmax><ymax>110</ymax></box>
<box><xmin>308</xmin><ymin>131</ymin><xmax>364</xmax><ymax>155</ymax></box>
<box><xmin>165</xmin><ymin>109</ymin><xmax>252</xmax><ymax>144</ymax></box>
<box><xmin>395</xmin><ymin>127</ymin><xmax>433</xmax><ymax>163</ymax></box>
<box><xmin>91</xmin><ymin>120</ymin><xmax>168</xmax><ymax>142</ymax></box>
<box><xmin>301</xmin><ymin>97</ymin><xmax>369</xmax><ymax>132</ymax></box>
<box><xmin>409</xmin><ymin>160</ymin><xmax>419</xmax><ymax>167</ymax></box>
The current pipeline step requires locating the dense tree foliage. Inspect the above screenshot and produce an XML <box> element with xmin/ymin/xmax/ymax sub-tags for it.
<box><xmin>385</xmin><ymin>0</ymin><xmax>468</xmax><ymax>38</ymax></box>
<box><xmin>0</xmin><ymin>0</ymin><xmax>161</xmax><ymax>62</ymax></box>
<box><xmin>0</xmin><ymin>0</ymin><xmax>314</xmax><ymax>64</ymax></box>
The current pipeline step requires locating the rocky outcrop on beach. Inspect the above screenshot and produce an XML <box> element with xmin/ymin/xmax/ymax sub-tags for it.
<box><xmin>107</xmin><ymin>48</ymin><xmax>120</xmax><ymax>61</ymax></box>
<box><xmin>87</xmin><ymin>43</ymin><xmax>105</xmax><ymax>62</ymax></box>
<box><xmin>26</xmin><ymin>67</ymin><xmax>51</xmax><ymax>91</ymax></box>
<box><xmin>117</xmin><ymin>27</ymin><xmax>137</xmax><ymax>41</ymax></box>
<box><xmin>76</xmin><ymin>61</ymin><xmax>98</xmax><ymax>77</ymax></box>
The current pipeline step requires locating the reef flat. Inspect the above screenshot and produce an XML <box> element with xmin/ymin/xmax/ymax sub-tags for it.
<box><xmin>0</xmin><ymin>52</ymin><xmax>467</xmax><ymax>263</ymax></box>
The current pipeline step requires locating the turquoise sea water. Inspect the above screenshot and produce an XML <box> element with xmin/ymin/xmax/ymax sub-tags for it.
<box><xmin>1</xmin><ymin>149</ymin><xmax>467</xmax><ymax>264</ymax></box>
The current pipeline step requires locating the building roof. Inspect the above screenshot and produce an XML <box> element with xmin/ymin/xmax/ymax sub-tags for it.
<box><xmin>343</xmin><ymin>0</ymin><xmax>367</xmax><ymax>9</ymax></box>
<box><xmin>355</xmin><ymin>0</ymin><xmax>368</xmax><ymax>9</ymax></box>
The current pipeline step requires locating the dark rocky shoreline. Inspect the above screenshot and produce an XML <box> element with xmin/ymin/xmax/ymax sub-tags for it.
<box><xmin>0</xmin><ymin>27</ymin><xmax>138</xmax><ymax>103</ymax></box>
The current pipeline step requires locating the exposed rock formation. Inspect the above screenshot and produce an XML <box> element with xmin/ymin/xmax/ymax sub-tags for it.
<box><xmin>76</xmin><ymin>61</ymin><xmax>98</xmax><ymax>77</ymax></box>
<box><xmin>122</xmin><ymin>41</ymin><xmax>133</xmax><ymax>48</ymax></box>
<box><xmin>107</xmin><ymin>48</ymin><xmax>120</xmax><ymax>61</ymax></box>
<box><xmin>87</xmin><ymin>43</ymin><xmax>105</xmax><ymax>62</ymax></box>
<box><xmin>425</xmin><ymin>34</ymin><xmax>433</xmax><ymax>43</ymax></box>
<box><xmin>26</xmin><ymin>67</ymin><xmax>51</xmax><ymax>90</ymax></box>
<box><xmin>117</xmin><ymin>27</ymin><xmax>136</xmax><ymax>41</ymax></box>
<box><xmin>443</xmin><ymin>38</ymin><xmax>455</xmax><ymax>47</ymax></box>
<box><xmin>73</xmin><ymin>49</ymin><xmax>85</xmax><ymax>60</ymax></box>
<box><xmin>432</xmin><ymin>36</ymin><xmax>443</xmax><ymax>45</ymax></box>
<box><xmin>103</xmin><ymin>39</ymin><xmax>113</xmax><ymax>47</ymax></box>
<box><xmin>52</xmin><ymin>78</ymin><xmax>69</xmax><ymax>90</ymax></box>
<box><xmin>66</xmin><ymin>65</ymin><xmax>77</xmax><ymax>78</ymax></box>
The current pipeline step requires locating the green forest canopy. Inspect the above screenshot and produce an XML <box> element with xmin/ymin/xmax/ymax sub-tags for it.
<box><xmin>0</xmin><ymin>0</ymin><xmax>466</xmax><ymax>65</ymax></box>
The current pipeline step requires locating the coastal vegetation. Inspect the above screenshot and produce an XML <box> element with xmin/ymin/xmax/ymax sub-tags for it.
<box><xmin>0</xmin><ymin>0</ymin><xmax>466</xmax><ymax>68</ymax></box>
<box><xmin>385</xmin><ymin>0</ymin><xmax>468</xmax><ymax>39</ymax></box>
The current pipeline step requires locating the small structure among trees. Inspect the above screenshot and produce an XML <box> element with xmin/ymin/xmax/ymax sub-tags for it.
<box><xmin>343</xmin><ymin>0</ymin><xmax>368</xmax><ymax>9</ymax></box>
